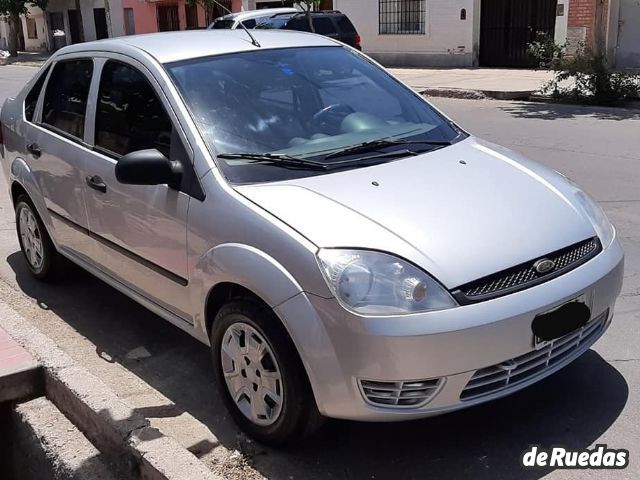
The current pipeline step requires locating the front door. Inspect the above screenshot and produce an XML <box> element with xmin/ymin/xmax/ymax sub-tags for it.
<box><xmin>83</xmin><ymin>58</ymin><xmax>192</xmax><ymax>321</ymax></box>
<box><xmin>30</xmin><ymin>58</ymin><xmax>94</xmax><ymax>261</ymax></box>
<box><xmin>480</xmin><ymin>0</ymin><xmax>558</xmax><ymax>67</ymax></box>
<box><xmin>615</xmin><ymin>0</ymin><xmax>640</xmax><ymax>68</ymax></box>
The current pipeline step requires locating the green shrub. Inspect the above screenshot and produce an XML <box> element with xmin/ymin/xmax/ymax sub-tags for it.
<box><xmin>528</xmin><ymin>33</ymin><xmax>640</xmax><ymax>105</ymax></box>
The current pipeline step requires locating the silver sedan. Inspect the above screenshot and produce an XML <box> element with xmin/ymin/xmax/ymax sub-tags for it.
<box><xmin>0</xmin><ymin>29</ymin><xmax>624</xmax><ymax>445</ymax></box>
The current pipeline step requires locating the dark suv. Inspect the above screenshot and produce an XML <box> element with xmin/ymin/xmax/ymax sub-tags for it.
<box><xmin>256</xmin><ymin>11</ymin><xmax>361</xmax><ymax>50</ymax></box>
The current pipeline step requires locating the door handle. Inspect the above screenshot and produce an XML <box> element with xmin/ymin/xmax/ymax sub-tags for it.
<box><xmin>86</xmin><ymin>175</ymin><xmax>107</xmax><ymax>193</ymax></box>
<box><xmin>27</xmin><ymin>143</ymin><xmax>41</xmax><ymax>158</ymax></box>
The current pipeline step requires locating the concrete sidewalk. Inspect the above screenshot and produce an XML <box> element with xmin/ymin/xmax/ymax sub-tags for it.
<box><xmin>389</xmin><ymin>68</ymin><xmax>554</xmax><ymax>99</ymax></box>
<box><xmin>0</xmin><ymin>326</ymin><xmax>41</xmax><ymax>403</ymax></box>
<box><xmin>0</xmin><ymin>51</ymin><xmax>51</xmax><ymax>67</ymax></box>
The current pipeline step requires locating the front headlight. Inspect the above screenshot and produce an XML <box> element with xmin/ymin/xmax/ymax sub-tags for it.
<box><xmin>317</xmin><ymin>249</ymin><xmax>457</xmax><ymax>316</ymax></box>
<box><xmin>569</xmin><ymin>184</ymin><xmax>615</xmax><ymax>248</ymax></box>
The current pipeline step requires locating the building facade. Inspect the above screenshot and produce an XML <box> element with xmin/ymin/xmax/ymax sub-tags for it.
<box><xmin>334</xmin><ymin>0</ymin><xmax>571</xmax><ymax>67</ymax></box>
<box><xmin>333</xmin><ymin>0</ymin><xmax>637</xmax><ymax>68</ymax></box>
<box><xmin>1</xmin><ymin>0</ymin><xmax>126</xmax><ymax>52</ymax></box>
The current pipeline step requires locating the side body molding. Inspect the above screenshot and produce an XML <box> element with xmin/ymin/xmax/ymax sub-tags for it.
<box><xmin>190</xmin><ymin>243</ymin><xmax>306</xmax><ymax>341</ymax></box>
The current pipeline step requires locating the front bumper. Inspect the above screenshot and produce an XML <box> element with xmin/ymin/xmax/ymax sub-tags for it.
<box><xmin>275</xmin><ymin>237</ymin><xmax>624</xmax><ymax>421</ymax></box>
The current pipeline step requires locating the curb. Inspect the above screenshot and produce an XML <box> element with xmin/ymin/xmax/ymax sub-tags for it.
<box><xmin>0</xmin><ymin>300</ymin><xmax>224</xmax><ymax>480</ymax></box>
<box><xmin>419</xmin><ymin>87</ymin><xmax>535</xmax><ymax>100</ymax></box>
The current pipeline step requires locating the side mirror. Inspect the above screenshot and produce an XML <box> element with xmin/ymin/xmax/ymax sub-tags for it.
<box><xmin>115</xmin><ymin>149</ymin><xmax>183</xmax><ymax>189</ymax></box>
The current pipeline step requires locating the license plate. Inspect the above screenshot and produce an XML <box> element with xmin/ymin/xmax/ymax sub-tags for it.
<box><xmin>532</xmin><ymin>295</ymin><xmax>591</xmax><ymax>345</ymax></box>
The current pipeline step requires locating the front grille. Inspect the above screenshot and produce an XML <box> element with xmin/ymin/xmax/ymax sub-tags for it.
<box><xmin>453</xmin><ymin>237</ymin><xmax>601</xmax><ymax>304</ymax></box>
<box><xmin>359</xmin><ymin>378</ymin><xmax>442</xmax><ymax>408</ymax></box>
<box><xmin>460</xmin><ymin>310</ymin><xmax>608</xmax><ymax>401</ymax></box>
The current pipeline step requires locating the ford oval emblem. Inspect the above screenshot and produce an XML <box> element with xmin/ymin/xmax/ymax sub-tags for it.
<box><xmin>534</xmin><ymin>258</ymin><xmax>556</xmax><ymax>274</ymax></box>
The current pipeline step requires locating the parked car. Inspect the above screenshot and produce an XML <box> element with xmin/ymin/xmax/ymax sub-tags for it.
<box><xmin>0</xmin><ymin>30</ymin><xmax>623</xmax><ymax>446</ymax></box>
<box><xmin>209</xmin><ymin>7</ymin><xmax>299</xmax><ymax>30</ymax></box>
<box><xmin>255</xmin><ymin>10</ymin><xmax>361</xmax><ymax>50</ymax></box>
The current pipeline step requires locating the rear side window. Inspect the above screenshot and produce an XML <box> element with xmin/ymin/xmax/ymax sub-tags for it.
<box><xmin>241</xmin><ymin>19</ymin><xmax>256</xmax><ymax>28</ymax></box>
<box><xmin>337</xmin><ymin>16</ymin><xmax>356</xmax><ymax>34</ymax></box>
<box><xmin>95</xmin><ymin>61</ymin><xmax>173</xmax><ymax>158</ymax></box>
<box><xmin>211</xmin><ymin>19</ymin><xmax>234</xmax><ymax>29</ymax></box>
<box><xmin>24</xmin><ymin>66</ymin><xmax>50</xmax><ymax>122</ymax></box>
<box><xmin>312</xmin><ymin>17</ymin><xmax>336</xmax><ymax>35</ymax></box>
<box><xmin>42</xmin><ymin>60</ymin><xmax>93</xmax><ymax>139</ymax></box>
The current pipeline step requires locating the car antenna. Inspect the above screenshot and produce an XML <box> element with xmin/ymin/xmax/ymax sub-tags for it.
<box><xmin>211</xmin><ymin>0</ymin><xmax>261</xmax><ymax>47</ymax></box>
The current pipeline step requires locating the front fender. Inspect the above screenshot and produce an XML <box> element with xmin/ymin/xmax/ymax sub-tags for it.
<box><xmin>190</xmin><ymin>243</ymin><xmax>305</xmax><ymax>337</ymax></box>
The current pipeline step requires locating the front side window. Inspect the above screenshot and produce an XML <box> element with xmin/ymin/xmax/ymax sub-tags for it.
<box><xmin>168</xmin><ymin>46</ymin><xmax>459</xmax><ymax>183</ymax></box>
<box><xmin>24</xmin><ymin>65</ymin><xmax>50</xmax><ymax>122</ymax></box>
<box><xmin>95</xmin><ymin>61</ymin><xmax>173</xmax><ymax>158</ymax></box>
<box><xmin>379</xmin><ymin>0</ymin><xmax>426</xmax><ymax>35</ymax></box>
<box><xmin>42</xmin><ymin>60</ymin><xmax>93</xmax><ymax>139</ymax></box>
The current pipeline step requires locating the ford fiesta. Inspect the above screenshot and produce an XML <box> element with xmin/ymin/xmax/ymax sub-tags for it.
<box><xmin>0</xmin><ymin>30</ymin><xmax>623</xmax><ymax>445</ymax></box>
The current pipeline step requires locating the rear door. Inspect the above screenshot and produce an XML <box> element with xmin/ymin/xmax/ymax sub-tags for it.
<box><xmin>82</xmin><ymin>57</ymin><xmax>197</xmax><ymax>322</ymax></box>
<box><xmin>28</xmin><ymin>57</ymin><xmax>95</xmax><ymax>261</ymax></box>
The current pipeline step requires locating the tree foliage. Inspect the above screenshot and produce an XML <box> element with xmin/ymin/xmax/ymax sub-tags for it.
<box><xmin>0</xmin><ymin>0</ymin><xmax>29</xmax><ymax>16</ymax></box>
<box><xmin>295</xmin><ymin>0</ymin><xmax>321</xmax><ymax>12</ymax></box>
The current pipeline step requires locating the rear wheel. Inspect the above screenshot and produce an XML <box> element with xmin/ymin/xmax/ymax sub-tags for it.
<box><xmin>15</xmin><ymin>195</ymin><xmax>65</xmax><ymax>281</ymax></box>
<box><xmin>211</xmin><ymin>299</ymin><xmax>323</xmax><ymax>445</ymax></box>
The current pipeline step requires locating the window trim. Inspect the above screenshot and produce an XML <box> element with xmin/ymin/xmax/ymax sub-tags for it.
<box><xmin>38</xmin><ymin>58</ymin><xmax>95</xmax><ymax>142</ymax></box>
<box><xmin>23</xmin><ymin>64</ymin><xmax>52</xmax><ymax>124</ymax></box>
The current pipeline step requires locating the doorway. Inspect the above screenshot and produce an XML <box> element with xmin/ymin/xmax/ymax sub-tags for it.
<box><xmin>480</xmin><ymin>0</ymin><xmax>558</xmax><ymax>67</ymax></box>
<box><xmin>68</xmin><ymin>9</ymin><xmax>82</xmax><ymax>43</ymax></box>
<box><xmin>49</xmin><ymin>12</ymin><xmax>66</xmax><ymax>50</ymax></box>
<box><xmin>157</xmin><ymin>5</ymin><xmax>180</xmax><ymax>31</ymax></box>
<box><xmin>94</xmin><ymin>8</ymin><xmax>109</xmax><ymax>39</ymax></box>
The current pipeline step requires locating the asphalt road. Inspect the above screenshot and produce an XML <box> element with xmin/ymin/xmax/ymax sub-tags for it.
<box><xmin>0</xmin><ymin>65</ymin><xmax>638</xmax><ymax>480</ymax></box>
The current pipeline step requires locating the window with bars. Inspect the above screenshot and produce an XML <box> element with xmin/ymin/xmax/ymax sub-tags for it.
<box><xmin>379</xmin><ymin>0</ymin><xmax>426</xmax><ymax>35</ymax></box>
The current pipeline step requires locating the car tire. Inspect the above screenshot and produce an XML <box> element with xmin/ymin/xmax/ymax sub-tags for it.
<box><xmin>15</xmin><ymin>195</ymin><xmax>66</xmax><ymax>281</ymax></box>
<box><xmin>211</xmin><ymin>299</ymin><xmax>323</xmax><ymax>445</ymax></box>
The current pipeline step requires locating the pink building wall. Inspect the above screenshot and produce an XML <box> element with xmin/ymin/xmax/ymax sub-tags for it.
<box><xmin>122</xmin><ymin>0</ymin><xmax>243</xmax><ymax>35</ymax></box>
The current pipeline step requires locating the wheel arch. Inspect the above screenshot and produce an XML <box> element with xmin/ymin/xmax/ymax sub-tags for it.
<box><xmin>194</xmin><ymin>243</ymin><xmax>306</xmax><ymax>338</ymax></box>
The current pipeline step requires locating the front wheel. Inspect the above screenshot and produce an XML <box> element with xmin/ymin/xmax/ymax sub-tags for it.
<box><xmin>211</xmin><ymin>299</ymin><xmax>322</xmax><ymax>445</ymax></box>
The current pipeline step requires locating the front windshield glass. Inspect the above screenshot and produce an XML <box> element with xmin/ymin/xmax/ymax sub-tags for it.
<box><xmin>167</xmin><ymin>46</ymin><xmax>462</xmax><ymax>184</ymax></box>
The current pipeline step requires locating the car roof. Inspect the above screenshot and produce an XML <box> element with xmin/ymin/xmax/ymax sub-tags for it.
<box><xmin>217</xmin><ymin>8</ymin><xmax>300</xmax><ymax>22</ymax></box>
<box><xmin>53</xmin><ymin>30</ymin><xmax>341</xmax><ymax>64</ymax></box>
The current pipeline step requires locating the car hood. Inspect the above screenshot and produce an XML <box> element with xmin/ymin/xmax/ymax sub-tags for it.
<box><xmin>235</xmin><ymin>137</ymin><xmax>597</xmax><ymax>289</ymax></box>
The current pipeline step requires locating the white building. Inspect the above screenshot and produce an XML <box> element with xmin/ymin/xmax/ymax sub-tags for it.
<box><xmin>333</xmin><ymin>0</ymin><xmax>570</xmax><ymax>68</ymax></box>
<box><xmin>1</xmin><ymin>0</ymin><xmax>125</xmax><ymax>53</ymax></box>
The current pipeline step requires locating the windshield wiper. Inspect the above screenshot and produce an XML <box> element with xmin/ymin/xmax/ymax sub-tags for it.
<box><xmin>217</xmin><ymin>153</ymin><xmax>329</xmax><ymax>171</ymax></box>
<box><xmin>325</xmin><ymin>138</ymin><xmax>452</xmax><ymax>160</ymax></box>
<box><xmin>324</xmin><ymin>149</ymin><xmax>420</xmax><ymax>169</ymax></box>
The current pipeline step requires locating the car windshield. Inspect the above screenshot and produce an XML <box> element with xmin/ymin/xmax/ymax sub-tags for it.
<box><xmin>167</xmin><ymin>46</ymin><xmax>462</xmax><ymax>184</ymax></box>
